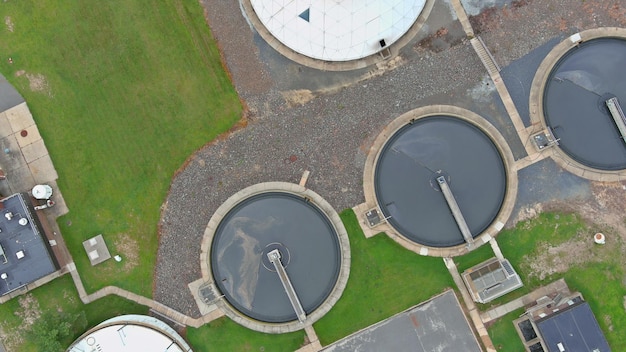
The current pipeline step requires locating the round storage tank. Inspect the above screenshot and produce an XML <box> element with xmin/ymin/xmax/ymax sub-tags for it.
<box><xmin>363</xmin><ymin>106</ymin><xmax>517</xmax><ymax>254</ymax></box>
<box><xmin>200</xmin><ymin>182</ymin><xmax>350</xmax><ymax>332</ymax></box>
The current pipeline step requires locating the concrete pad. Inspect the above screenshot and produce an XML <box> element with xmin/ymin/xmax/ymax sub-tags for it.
<box><xmin>187</xmin><ymin>278</ymin><xmax>221</xmax><ymax>316</ymax></box>
<box><xmin>322</xmin><ymin>290</ymin><xmax>481</xmax><ymax>352</ymax></box>
<box><xmin>5</xmin><ymin>103</ymin><xmax>35</xmax><ymax>132</ymax></box>
<box><xmin>15</xmin><ymin>124</ymin><xmax>42</xmax><ymax>148</ymax></box>
<box><xmin>21</xmin><ymin>139</ymin><xmax>48</xmax><ymax>163</ymax></box>
<box><xmin>0</xmin><ymin>111</ymin><xmax>12</xmax><ymax>138</ymax></box>
<box><xmin>0</xmin><ymin>134</ymin><xmax>28</xmax><ymax>171</ymax></box>
<box><xmin>45</xmin><ymin>180</ymin><xmax>69</xmax><ymax>217</ymax></box>
<box><xmin>28</xmin><ymin>154</ymin><xmax>58</xmax><ymax>184</ymax></box>
<box><xmin>296</xmin><ymin>342</ymin><xmax>322</xmax><ymax>352</ymax></box>
<box><xmin>5</xmin><ymin>165</ymin><xmax>35</xmax><ymax>193</ymax></box>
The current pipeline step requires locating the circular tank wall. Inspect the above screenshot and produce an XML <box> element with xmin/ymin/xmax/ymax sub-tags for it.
<box><xmin>201</xmin><ymin>182</ymin><xmax>350</xmax><ymax>333</ymax></box>
<box><xmin>374</xmin><ymin>115</ymin><xmax>507</xmax><ymax>247</ymax></box>
<box><xmin>542</xmin><ymin>37</ymin><xmax>626</xmax><ymax>170</ymax></box>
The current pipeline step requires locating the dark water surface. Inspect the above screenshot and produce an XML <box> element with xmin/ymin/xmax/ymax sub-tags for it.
<box><xmin>211</xmin><ymin>192</ymin><xmax>341</xmax><ymax>323</ymax></box>
<box><xmin>374</xmin><ymin>116</ymin><xmax>506</xmax><ymax>247</ymax></box>
<box><xmin>544</xmin><ymin>38</ymin><xmax>626</xmax><ymax>170</ymax></box>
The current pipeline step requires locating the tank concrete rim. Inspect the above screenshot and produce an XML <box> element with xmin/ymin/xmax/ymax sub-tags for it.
<box><xmin>529</xmin><ymin>27</ymin><xmax>626</xmax><ymax>181</ymax></box>
<box><xmin>362</xmin><ymin>105</ymin><xmax>518</xmax><ymax>257</ymax></box>
<box><xmin>239</xmin><ymin>0</ymin><xmax>434</xmax><ymax>71</ymax></box>
<box><xmin>200</xmin><ymin>182</ymin><xmax>350</xmax><ymax>333</ymax></box>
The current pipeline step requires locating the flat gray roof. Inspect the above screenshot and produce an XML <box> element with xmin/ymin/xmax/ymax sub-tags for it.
<box><xmin>322</xmin><ymin>290</ymin><xmax>481</xmax><ymax>352</ymax></box>
<box><xmin>0</xmin><ymin>193</ymin><xmax>58</xmax><ymax>295</ymax></box>
<box><xmin>0</xmin><ymin>73</ymin><xmax>24</xmax><ymax>113</ymax></box>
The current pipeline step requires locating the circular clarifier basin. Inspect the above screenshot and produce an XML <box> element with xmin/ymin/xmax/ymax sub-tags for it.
<box><xmin>373</xmin><ymin>112</ymin><xmax>508</xmax><ymax>248</ymax></box>
<box><xmin>543</xmin><ymin>37</ymin><xmax>626</xmax><ymax>170</ymax></box>
<box><xmin>202</xmin><ymin>183</ymin><xmax>349</xmax><ymax>332</ymax></box>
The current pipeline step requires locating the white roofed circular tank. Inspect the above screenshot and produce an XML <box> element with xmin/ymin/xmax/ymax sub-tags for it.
<box><xmin>244</xmin><ymin>0</ymin><xmax>429</xmax><ymax>65</ymax></box>
<box><xmin>31</xmin><ymin>184</ymin><xmax>53</xmax><ymax>200</ymax></box>
<box><xmin>66</xmin><ymin>315</ymin><xmax>192</xmax><ymax>352</ymax></box>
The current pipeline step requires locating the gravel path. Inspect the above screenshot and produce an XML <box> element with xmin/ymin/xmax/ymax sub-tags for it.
<box><xmin>154</xmin><ymin>0</ymin><xmax>626</xmax><ymax>317</ymax></box>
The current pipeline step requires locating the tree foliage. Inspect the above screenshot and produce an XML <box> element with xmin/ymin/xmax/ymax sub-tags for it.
<box><xmin>27</xmin><ymin>311</ymin><xmax>87</xmax><ymax>352</ymax></box>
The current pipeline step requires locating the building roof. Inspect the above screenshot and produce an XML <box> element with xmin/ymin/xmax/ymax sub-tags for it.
<box><xmin>322</xmin><ymin>290</ymin><xmax>481</xmax><ymax>352</ymax></box>
<box><xmin>0</xmin><ymin>72</ymin><xmax>24</xmax><ymax>113</ymax></box>
<box><xmin>250</xmin><ymin>0</ymin><xmax>426</xmax><ymax>61</ymax></box>
<box><xmin>536</xmin><ymin>301</ymin><xmax>611</xmax><ymax>352</ymax></box>
<box><xmin>67</xmin><ymin>315</ymin><xmax>193</xmax><ymax>352</ymax></box>
<box><xmin>0</xmin><ymin>193</ymin><xmax>58</xmax><ymax>296</ymax></box>
<box><xmin>462</xmin><ymin>257</ymin><xmax>524</xmax><ymax>303</ymax></box>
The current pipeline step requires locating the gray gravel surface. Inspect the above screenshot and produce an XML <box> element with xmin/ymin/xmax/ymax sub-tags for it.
<box><xmin>153</xmin><ymin>0</ymin><xmax>626</xmax><ymax>317</ymax></box>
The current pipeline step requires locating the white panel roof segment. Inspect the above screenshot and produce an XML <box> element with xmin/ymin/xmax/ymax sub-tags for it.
<box><xmin>68</xmin><ymin>315</ymin><xmax>192</xmax><ymax>352</ymax></box>
<box><xmin>251</xmin><ymin>0</ymin><xmax>426</xmax><ymax>61</ymax></box>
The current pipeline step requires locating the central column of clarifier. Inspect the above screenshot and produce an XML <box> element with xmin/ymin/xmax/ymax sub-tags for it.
<box><xmin>267</xmin><ymin>249</ymin><xmax>306</xmax><ymax>323</ymax></box>
<box><xmin>436</xmin><ymin>176</ymin><xmax>474</xmax><ymax>246</ymax></box>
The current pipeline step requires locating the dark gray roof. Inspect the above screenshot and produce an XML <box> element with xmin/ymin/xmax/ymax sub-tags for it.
<box><xmin>0</xmin><ymin>72</ymin><xmax>25</xmax><ymax>113</ymax></box>
<box><xmin>322</xmin><ymin>290</ymin><xmax>481</xmax><ymax>352</ymax></box>
<box><xmin>536</xmin><ymin>301</ymin><xmax>611</xmax><ymax>352</ymax></box>
<box><xmin>0</xmin><ymin>193</ymin><xmax>58</xmax><ymax>296</ymax></box>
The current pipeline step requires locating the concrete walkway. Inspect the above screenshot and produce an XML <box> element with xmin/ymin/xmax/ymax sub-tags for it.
<box><xmin>0</xmin><ymin>94</ymin><xmax>326</xmax><ymax>348</ymax></box>
<box><xmin>480</xmin><ymin>278</ymin><xmax>570</xmax><ymax>324</ymax></box>
<box><xmin>0</xmin><ymin>99</ymin><xmax>226</xmax><ymax>329</ymax></box>
<box><xmin>444</xmin><ymin>257</ymin><xmax>497</xmax><ymax>352</ymax></box>
<box><xmin>66</xmin><ymin>262</ymin><xmax>223</xmax><ymax>328</ymax></box>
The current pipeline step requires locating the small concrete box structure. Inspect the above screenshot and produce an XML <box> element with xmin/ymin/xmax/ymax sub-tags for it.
<box><xmin>462</xmin><ymin>257</ymin><xmax>523</xmax><ymax>304</ymax></box>
<box><xmin>82</xmin><ymin>234</ymin><xmax>111</xmax><ymax>266</ymax></box>
<box><xmin>0</xmin><ymin>193</ymin><xmax>59</xmax><ymax>296</ymax></box>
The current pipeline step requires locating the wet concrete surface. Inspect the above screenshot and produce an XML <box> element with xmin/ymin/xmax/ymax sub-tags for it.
<box><xmin>500</xmin><ymin>36</ymin><xmax>564</xmax><ymax>127</ymax></box>
<box><xmin>211</xmin><ymin>192</ymin><xmax>340</xmax><ymax>323</ymax></box>
<box><xmin>544</xmin><ymin>38</ymin><xmax>626</xmax><ymax>170</ymax></box>
<box><xmin>511</xmin><ymin>158</ymin><xmax>591</xmax><ymax>225</ymax></box>
<box><xmin>460</xmin><ymin>0</ymin><xmax>516</xmax><ymax>16</ymax></box>
<box><xmin>375</xmin><ymin>116</ymin><xmax>506</xmax><ymax>247</ymax></box>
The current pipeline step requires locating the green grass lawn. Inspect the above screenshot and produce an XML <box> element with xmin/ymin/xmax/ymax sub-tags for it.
<box><xmin>186</xmin><ymin>209</ymin><xmax>455</xmax><ymax>350</ymax></box>
<box><xmin>454</xmin><ymin>240</ymin><xmax>494</xmax><ymax>273</ymax></box>
<box><xmin>187</xmin><ymin>317</ymin><xmax>307</xmax><ymax>352</ymax></box>
<box><xmin>0</xmin><ymin>0</ymin><xmax>241</xmax><ymax>296</ymax></box>
<box><xmin>313</xmin><ymin>209</ymin><xmax>455</xmax><ymax>345</ymax></box>
<box><xmin>0</xmin><ymin>275</ymin><xmax>148</xmax><ymax>351</ymax></box>
<box><xmin>485</xmin><ymin>212</ymin><xmax>626</xmax><ymax>350</ymax></box>
<box><xmin>488</xmin><ymin>309</ymin><xmax>526</xmax><ymax>352</ymax></box>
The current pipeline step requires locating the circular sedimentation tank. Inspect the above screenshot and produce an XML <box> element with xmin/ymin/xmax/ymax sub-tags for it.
<box><xmin>201</xmin><ymin>183</ymin><xmax>350</xmax><ymax>333</ymax></box>
<box><xmin>530</xmin><ymin>27</ymin><xmax>626</xmax><ymax>180</ymax></box>
<box><xmin>542</xmin><ymin>37</ymin><xmax>626</xmax><ymax>170</ymax></box>
<box><xmin>364</xmin><ymin>106</ymin><xmax>516</xmax><ymax>253</ymax></box>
